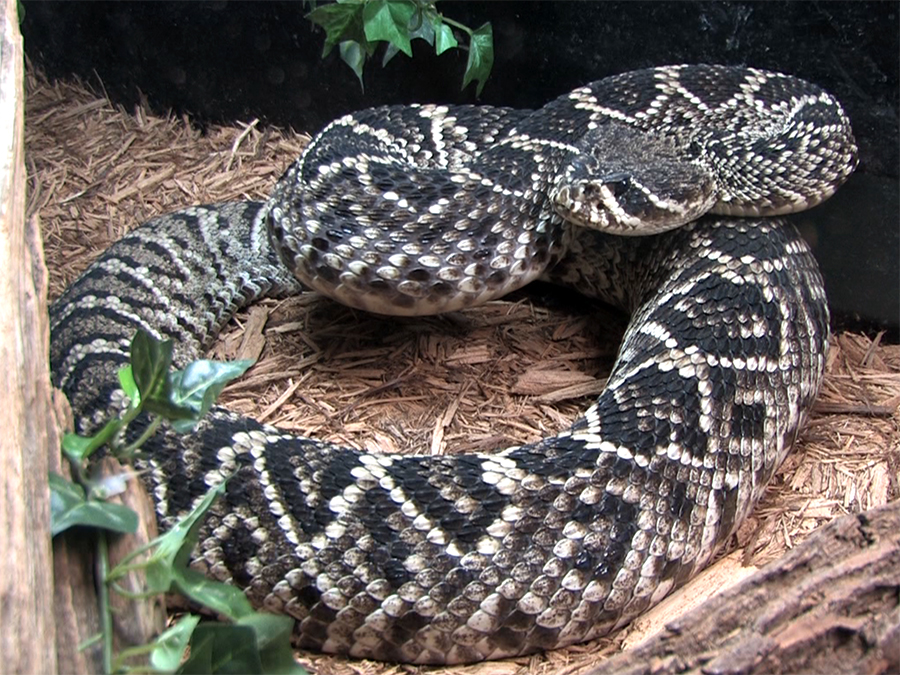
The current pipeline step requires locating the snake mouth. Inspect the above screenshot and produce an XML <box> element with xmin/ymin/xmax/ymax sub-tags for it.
<box><xmin>552</xmin><ymin>182</ymin><xmax>633</xmax><ymax>232</ymax></box>
<box><xmin>552</xmin><ymin>178</ymin><xmax>679</xmax><ymax>234</ymax></box>
<box><xmin>552</xmin><ymin>173</ymin><xmax>719</xmax><ymax>236</ymax></box>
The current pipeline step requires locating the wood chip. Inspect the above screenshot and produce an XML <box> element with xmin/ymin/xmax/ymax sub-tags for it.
<box><xmin>237</xmin><ymin>305</ymin><xmax>270</xmax><ymax>363</ymax></box>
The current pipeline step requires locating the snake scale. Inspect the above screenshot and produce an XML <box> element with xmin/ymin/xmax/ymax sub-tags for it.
<box><xmin>50</xmin><ymin>65</ymin><xmax>857</xmax><ymax>663</ymax></box>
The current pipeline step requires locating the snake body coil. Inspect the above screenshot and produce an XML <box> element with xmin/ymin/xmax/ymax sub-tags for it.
<box><xmin>50</xmin><ymin>66</ymin><xmax>856</xmax><ymax>663</ymax></box>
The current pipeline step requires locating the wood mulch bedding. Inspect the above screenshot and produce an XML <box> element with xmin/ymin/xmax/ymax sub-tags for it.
<box><xmin>26</xmin><ymin>68</ymin><xmax>900</xmax><ymax>675</ymax></box>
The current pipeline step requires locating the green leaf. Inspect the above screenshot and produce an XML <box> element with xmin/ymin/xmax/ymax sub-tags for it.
<box><xmin>179</xmin><ymin>623</ymin><xmax>264</xmax><ymax>675</ymax></box>
<box><xmin>59</xmin><ymin>501</ymin><xmax>138</xmax><ymax>536</ymax></box>
<box><xmin>338</xmin><ymin>39</ymin><xmax>367</xmax><ymax>89</ymax></box>
<box><xmin>362</xmin><ymin>0</ymin><xmax>416</xmax><ymax>57</ymax></box>
<box><xmin>62</xmin><ymin>414</ymin><xmax>128</xmax><ymax>464</ymax></box>
<box><xmin>62</xmin><ymin>430</ymin><xmax>99</xmax><ymax>464</ymax></box>
<box><xmin>306</xmin><ymin>2</ymin><xmax>367</xmax><ymax>56</ymax></box>
<box><xmin>382</xmin><ymin>5</ymin><xmax>436</xmax><ymax>67</ymax></box>
<box><xmin>238</xmin><ymin>614</ymin><xmax>307</xmax><ymax>675</ymax></box>
<box><xmin>127</xmin><ymin>330</ymin><xmax>253</xmax><ymax>429</ymax></box>
<box><xmin>131</xmin><ymin>330</ymin><xmax>174</xmax><ymax>403</ymax></box>
<box><xmin>49</xmin><ymin>472</ymin><xmax>139</xmax><ymax>536</ymax></box>
<box><xmin>462</xmin><ymin>22</ymin><xmax>494</xmax><ymax>96</ymax></box>
<box><xmin>150</xmin><ymin>614</ymin><xmax>201</xmax><ymax>672</ymax></box>
<box><xmin>381</xmin><ymin>41</ymin><xmax>400</xmax><ymax>67</ymax></box>
<box><xmin>118</xmin><ymin>364</ymin><xmax>141</xmax><ymax>405</ymax></box>
<box><xmin>174</xmin><ymin>568</ymin><xmax>255</xmax><ymax>622</ymax></box>
<box><xmin>407</xmin><ymin>8</ymin><xmax>435</xmax><ymax>46</ymax></box>
<box><xmin>433</xmin><ymin>18</ymin><xmax>458</xmax><ymax>55</ymax></box>
<box><xmin>166</xmin><ymin>358</ymin><xmax>254</xmax><ymax>433</ymax></box>
<box><xmin>49</xmin><ymin>471</ymin><xmax>86</xmax><ymax>535</ymax></box>
<box><xmin>61</xmin><ymin>433</ymin><xmax>94</xmax><ymax>464</ymax></box>
<box><xmin>177</xmin><ymin>616</ymin><xmax>306</xmax><ymax>675</ymax></box>
<box><xmin>109</xmin><ymin>478</ymin><xmax>230</xmax><ymax>596</ymax></box>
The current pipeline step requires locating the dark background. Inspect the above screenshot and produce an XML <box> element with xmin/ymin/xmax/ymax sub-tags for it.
<box><xmin>21</xmin><ymin>1</ymin><xmax>900</xmax><ymax>337</ymax></box>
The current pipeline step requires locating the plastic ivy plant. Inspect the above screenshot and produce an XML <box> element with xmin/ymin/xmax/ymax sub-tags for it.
<box><xmin>50</xmin><ymin>330</ymin><xmax>307</xmax><ymax>675</ymax></box>
<box><xmin>306</xmin><ymin>0</ymin><xmax>494</xmax><ymax>94</ymax></box>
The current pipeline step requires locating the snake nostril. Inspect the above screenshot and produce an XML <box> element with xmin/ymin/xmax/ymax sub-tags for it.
<box><xmin>602</xmin><ymin>173</ymin><xmax>632</xmax><ymax>197</ymax></box>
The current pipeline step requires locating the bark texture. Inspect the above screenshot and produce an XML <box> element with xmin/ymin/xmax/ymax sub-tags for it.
<box><xmin>586</xmin><ymin>501</ymin><xmax>900</xmax><ymax>675</ymax></box>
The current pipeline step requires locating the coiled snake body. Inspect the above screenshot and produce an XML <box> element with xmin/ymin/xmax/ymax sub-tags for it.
<box><xmin>50</xmin><ymin>65</ymin><xmax>857</xmax><ymax>663</ymax></box>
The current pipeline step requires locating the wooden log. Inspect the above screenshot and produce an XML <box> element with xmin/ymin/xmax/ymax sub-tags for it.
<box><xmin>0</xmin><ymin>2</ymin><xmax>164</xmax><ymax>671</ymax></box>
<box><xmin>584</xmin><ymin>501</ymin><xmax>900</xmax><ymax>675</ymax></box>
<box><xmin>0</xmin><ymin>0</ymin><xmax>59</xmax><ymax>671</ymax></box>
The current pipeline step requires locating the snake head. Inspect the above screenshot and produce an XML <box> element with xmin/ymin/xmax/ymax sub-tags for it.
<box><xmin>550</xmin><ymin>124</ymin><xmax>717</xmax><ymax>235</ymax></box>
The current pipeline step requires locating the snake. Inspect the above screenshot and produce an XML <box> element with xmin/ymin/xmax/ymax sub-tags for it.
<box><xmin>49</xmin><ymin>65</ymin><xmax>857</xmax><ymax>664</ymax></box>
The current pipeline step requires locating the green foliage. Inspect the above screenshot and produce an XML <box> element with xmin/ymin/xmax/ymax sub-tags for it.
<box><xmin>178</xmin><ymin>615</ymin><xmax>300</xmax><ymax>675</ymax></box>
<box><xmin>52</xmin><ymin>329</ymin><xmax>305</xmax><ymax>675</ymax></box>
<box><xmin>49</xmin><ymin>472</ymin><xmax>139</xmax><ymax>536</ymax></box>
<box><xmin>307</xmin><ymin>0</ymin><xmax>494</xmax><ymax>95</ymax></box>
<box><xmin>167</xmin><ymin>358</ymin><xmax>254</xmax><ymax>432</ymax></box>
<box><xmin>149</xmin><ymin>616</ymin><xmax>201</xmax><ymax>672</ymax></box>
<box><xmin>462</xmin><ymin>22</ymin><xmax>493</xmax><ymax>95</ymax></box>
<box><xmin>130</xmin><ymin>330</ymin><xmax>254</xmax><ymax>432</ymax></box>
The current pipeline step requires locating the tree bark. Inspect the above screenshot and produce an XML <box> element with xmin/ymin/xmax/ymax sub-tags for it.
<box><xmin>585</xmin><ymin>501</ymin><xmax>900</xmax><ymax>675</ymax></box>
<box><xmin>0</xmin><ymin>0</ymin><xmax>59</xmax><ymax>671</ymax></box>
<box><xmin>0</xmin><ymin>3</ymin><xmax>164</xmax><ymax>671</ymax></box>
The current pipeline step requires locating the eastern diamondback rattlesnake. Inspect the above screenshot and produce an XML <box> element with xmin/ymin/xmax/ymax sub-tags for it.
<box><xmin>50</xmin><ymin>65</ymin><xmax>857</xmax><ymax>663</ymax></box>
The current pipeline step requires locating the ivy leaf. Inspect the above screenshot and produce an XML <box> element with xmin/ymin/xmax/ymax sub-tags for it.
<box><xmin>117</xmin><ymin>364</ymin><xmax>141</xmax><ymax>405</ymax></box>
<box><xmin>131</xmin><ymin>330</ymin><xmax>174</xmax><ymax>404</ymax></box>
<box><xmin>174</xmin><ymin>567</ymin><xmax>256</xmax><ymax>622</ymax></box>
<box><xmin>61</xmin><ymin>433</ymin><xmax>96</xmax><ymax>464</ymax></box>
<box><xmin>109</xmin><ymin>478</ymin><xmax>233</xmax><ymax>598</ymax></box>
<box><xmin>150</xmin><ymin>615</ymin><xmax>201</xmax><ymax>672</ymax></box>
<box><xmin>238</xmin><ymin>614</ymin><xmax>307</xmax><ymax>675</ymax></box>
<box><xmin>462</xmin><ymin>22</ymin><xmax>494</xmax><ymax>96</ymax></box>
<box><xmin>306</xmin><ymin>1</ymin><xmax>366</xmax><ymax>56</ymax></box>
<box><xmin>61</xmin><ymin>501</ymin><xmax>138</xmax><ymax>536</ymax></box>
<box><xmin>176</xmin><ymin>614</ymin><xmax>307</xmax><ymax>675</ymax></box>
<box><xmin>131</xmin><ymin>329</ymin><xmax>252</xmax><ymax>431</ymax></box>
<box><xmin>166</xmin><ymin>358</ymin><xmax>254</xmax><ymax>433</ymax></box>
<box><xmin>61</xmin><ymin>418</ymin><xmax>123</xmax><ymax>464</ymax></box>
<box><xmin>381</xmin><ymin>41</ymin><xmax>400</xmax><ymax>68</ymax></box>
<box><xmin>408</xmin><ymin>8</ymin><xmax>436</xmax><ymax>46</ymax></box>
<box><xmin>433</xmin><ymin>17</ymin><xmax>458</xmax><ymax>55</ymax></box>
<box><xmin>362</xmin><ymin>0</ymin><xmax>416</xmax><ymax>57</ymax></box>
<box><xmin>49</xmin><ymin>471</ymin><xmax>87</xmax><ymax>535</ymax></box>
<box><xmin>383</xmin><ymin>7</ymin><xmax>434</xmax><ymax>67</ymax></box>
<box><xmin>178</xmin><ymin>623</ymin><xmax>262</xmax><ymax>674</ymax></box>
<box><xmin>340</xmin><ymin>40</ymin><xmax>367</xmax><ymax>89</ymax></box>
<box><xmin>49</xmin><ymin>472</ymin><xmax>139</xmax><ymax>536</ymax></box>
